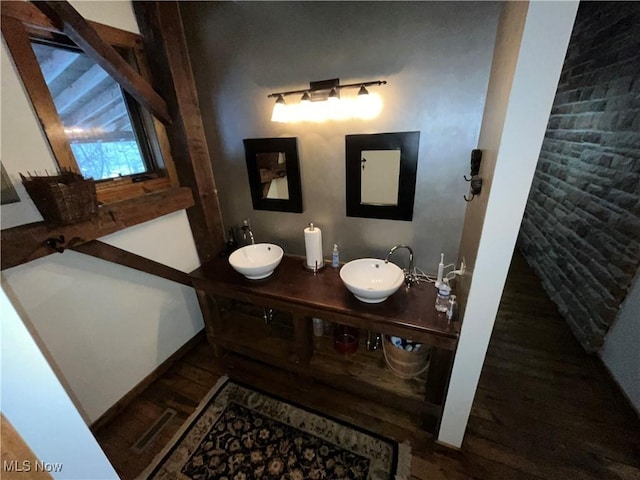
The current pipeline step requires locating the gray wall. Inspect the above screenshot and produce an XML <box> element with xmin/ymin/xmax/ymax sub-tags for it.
<box><xmin>181</xmin><ymin>1</ymin><xmax>500</xmax><ymax>270</ymax></box>
<box><xmin>518</xmin><ymin>2</ymin><xmax>640</xmax><ymax>352</ymax></box>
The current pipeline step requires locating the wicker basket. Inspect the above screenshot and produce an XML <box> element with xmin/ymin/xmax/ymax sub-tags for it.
<box><xmin>21</xmin><ymin>171</ymin><xmax>98</xmax><ymax>225</ymax></box>
<box><xmin>382</xmin><ymin>335</ymin><xmax>431</xmax><ymax>379</ymax></box>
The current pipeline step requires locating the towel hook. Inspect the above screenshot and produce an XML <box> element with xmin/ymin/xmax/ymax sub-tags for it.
<box><xmin>44</xmin><ymin>235</ymin><xmax>66</xmax><ymax>253</ymax></box>
<box><xmin>464</xmin><ymin>176</ymin><xmax>483</xmax><ymax>202</ymax></box>
<box><xmin>464</xmin><ymin>149</ymin><xmax>483</xmax><ymax>181</ymax></box>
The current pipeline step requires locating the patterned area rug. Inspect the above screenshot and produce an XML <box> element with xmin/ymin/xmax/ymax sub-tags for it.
<box><xmin>138</xmin><ymin>376</ymin><xmax>410</xmax><ymax>480</ymax></box>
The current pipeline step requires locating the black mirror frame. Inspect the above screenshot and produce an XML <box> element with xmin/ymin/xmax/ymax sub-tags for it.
<box><xmin>243</xmin><ymin>137</ymin><xmax>303</xmax><ymax>213</ymax></box>
<box><xmin>345</xmin><ymin>131</ymin><xmax>420</xmax><ymax>221</ymax></box>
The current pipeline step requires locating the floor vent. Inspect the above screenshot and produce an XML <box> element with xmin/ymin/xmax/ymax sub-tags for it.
<box><xmin>132</xmin><ymin>408</ymin><xmax>177</xmax><ymax>453</ymax></box>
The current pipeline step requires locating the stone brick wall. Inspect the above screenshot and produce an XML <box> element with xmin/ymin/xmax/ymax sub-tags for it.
<box><xmin>518</xmin><ymin>2</ymin><xmax>640</xmax><ymax>352</ymax></box>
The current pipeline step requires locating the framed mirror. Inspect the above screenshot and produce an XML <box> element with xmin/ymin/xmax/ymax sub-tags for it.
<box><xmin>345</xmin><ymin>131</ymin><xmax>420</xmax><ymax>221</ymax></box>
<box><xmin>243</xmin><ymin>137</ymin><xmax>303</xmax><ymax>213</ymax></box>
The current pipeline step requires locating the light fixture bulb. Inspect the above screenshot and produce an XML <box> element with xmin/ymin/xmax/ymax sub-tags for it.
<box><xmin>271</xmin><ymin>95</ymin><xmax>288</xmax><ymax>122</ymax></box>
<box><xmin>355</xmin><ymin>92</ymin><xmax>382</xmax><ymax>119</ymax></box>
<box><xmin>358</xmin><ymin>85</ymin><xmax>369</xmax><ymax>96</ymax></box>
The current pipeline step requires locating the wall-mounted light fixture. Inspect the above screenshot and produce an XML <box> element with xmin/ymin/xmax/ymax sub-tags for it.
<box><xmin>268</xmin><ymin>78</ymin><xmax>387</xmax><ymax>123</ymax></box>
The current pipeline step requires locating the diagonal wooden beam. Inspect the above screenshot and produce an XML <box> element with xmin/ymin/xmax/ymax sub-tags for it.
<box><xmin>31</xmin><ymin>0</ymin><xmax>172</xmax><ymax>125</ymax></box>
<box><xmin>2</xmin><ymin>1</ymin><xmax>143</xmax><ymax>49</ymax></box>
<box><xmin>71</xmin><ymin>240</ymin><xmax>193</xmax><ymax>287</ymax></box>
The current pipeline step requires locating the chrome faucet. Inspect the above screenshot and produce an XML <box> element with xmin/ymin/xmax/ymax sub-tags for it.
<box><xmin>385</xmin><ymin>244</ymin><xmax>416</xmax><ymax>287</ymax></box>
<box><xmin>241</xmin><ymin>219</ymin><xmax>255</xmax><ymax>245</ymax></box>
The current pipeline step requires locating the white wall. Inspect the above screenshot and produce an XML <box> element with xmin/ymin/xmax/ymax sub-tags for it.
<box><xmin>601</xmin><ymin>268</ymin><xmax>640</xmax><ymax>413</ymax></box>
<box><xmin>1</xmin><ymin>0</ymin><xmax>203</xmax><ymax>424</ymax></box>
<box><xmin>72</xmin><ymin>0</ymin><xmax>140</xmax><ymax>35</ymax></box>
<box><xmin>1</xmin><ymin>288</ymin><xmax>119</xmax><ymax>480</ymax></box>
<box><xmin>438</xmin><ymin>1</ymin><xmax>579</xmax><ymax>447</ymax></box>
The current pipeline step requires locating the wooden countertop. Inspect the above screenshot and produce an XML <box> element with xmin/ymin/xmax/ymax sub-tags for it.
<box><xmin>191</xmin><ymin>255</ymin><xmax>460</xmax><ymax>342</ymax></box>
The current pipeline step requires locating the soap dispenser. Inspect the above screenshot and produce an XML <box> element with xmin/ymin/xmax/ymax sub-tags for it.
<box><xmin>222</xmin><ymin>227</ymin><xmax>238</xmax><ymax>256</ymax></box>
<box><xmin>332</xmin><ymin>244</ymin><xmax>340</xmax><ymax>268</ymax></box>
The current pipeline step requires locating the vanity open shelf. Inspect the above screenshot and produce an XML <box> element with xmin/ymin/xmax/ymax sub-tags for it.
<box><xmin>310</xmin><ymin>333</ymin><xmax>427</xmax><ymax>401</ymax></box>
<box><xmin>191</xmin><ymin>254</ymin><xmax>460</xmax><ymax>435</ymax></box>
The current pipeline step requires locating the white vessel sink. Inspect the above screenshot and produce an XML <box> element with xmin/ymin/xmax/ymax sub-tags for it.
<box><xmin>340</xmin><ymin>258</ymin><xmax>405</xmax><ymax>303</ymax></box>
<box><xmin>228</xmin><ymin>243</ymin><xmax>284</xmax><ymax>280</ymax></box>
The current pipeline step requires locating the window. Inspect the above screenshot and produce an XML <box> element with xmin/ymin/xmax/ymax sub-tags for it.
<box><xmin>31</xmin><ymin>40</ymin><xmax>156</xmax><ymax>181</ymax></box>
<box><xmin>1</xmin><ymin>6</ymin><xmax>178</xmax><ymax>204</ymax></box>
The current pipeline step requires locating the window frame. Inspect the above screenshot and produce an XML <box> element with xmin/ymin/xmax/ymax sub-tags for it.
<box><xmin>1</xmin><ymin>5</ymin><xmax>179</xmax><ymax>204</ymax></box>
<box><xmin>30</xmin><ymin>36</ymin><xmax>158</xmax><ymax>181</ymax></box>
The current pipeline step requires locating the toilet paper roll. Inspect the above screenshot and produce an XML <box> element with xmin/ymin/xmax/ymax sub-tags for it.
<box><xmin>304</xmin><ymin>225</ymin><xmax>323</xmax><ymax>268</ymax></box>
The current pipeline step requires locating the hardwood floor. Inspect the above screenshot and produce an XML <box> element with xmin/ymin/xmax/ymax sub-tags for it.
<box><xmin>94</xmin><ymin>252</ymin><xmax>640</xmax><ymax>479</ymax></box>
<box><xmin>464</xmin><ymin>253</ymin><xmax>640</xmax><ymax>480</ymax></box>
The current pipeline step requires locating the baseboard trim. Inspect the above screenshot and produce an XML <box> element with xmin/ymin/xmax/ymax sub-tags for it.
<box><xmin>90</xmin><ymin>329</ymin><xmax>205</xmax><ymax>433</ymax></box>
<box><xmin>434</xmin><ymin>439</ymin><xmax>462</xmax><ymax>452</ymax></box>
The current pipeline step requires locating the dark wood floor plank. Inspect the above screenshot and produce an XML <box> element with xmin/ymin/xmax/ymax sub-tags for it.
<box><xmin>465</xmin><ymin>252</ymin><xmax>640</xmax><ymax>479</ymax></box>
<box><xmin>485</xmin><ymin>336</ymin><xmax>596</xmax><ymax>370</ymax></box>
<box><xmin>168</xmin><ymin>360</ymin><xmax>221</xmax><ymax>388</ymax></box>
<box><xmin>478</xmin><ymin>362</ymin><xmax>616</xmax><ymax>411</ymax></box>
<box><xmin>468</xmin><ymin>416</ymin><xmax>638</xmax><ymax>478</ymax></box>
<box><xmin>94</xmin><ymin>251</ymin><xmax>640</xmax><ymax>479</ymax></box>
<box><xmin>472</xmin><ymin>388</ymin><xmax>640</xmax><ymax>445</ymax></box>
<box><xmin>462</xmin><ymin>451</ymin><xmax>546</xmax><ymax>480</ymax></box>
<box><xmin>223</xmin><ymin>353</ymin><xmax>434</xmax><ymax>453</ymax></box>
<box><xmin>409</xmin><ymin>454</ymin><xmax>472</xmax><ymax>480</ymax></box>
<box><xmin>463</xmin><ymin>433</ymin><xmax>601</xmax><ymax>480</ymax></box>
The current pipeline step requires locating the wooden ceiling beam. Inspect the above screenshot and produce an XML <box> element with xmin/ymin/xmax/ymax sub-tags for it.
<box><xmin>63</xmin><ymin>83</ymin><xmax>121</xmax><ymax>127</ymax></box>
<box><xmin>37</xmin><ymin>46</ymin><xmax>79</xmax><ymax>84</ymax></box>
<box><xmin>101</xmin><ymin>108</ymin><xmax>128</xmax><ymax>130</ymax></box>
<box><xmin>111</xmin><ymin>117</ymin><xmax>133</xmax><ymax>132</ymax></box>
<box><xmin>31</xmin><ymin>1</ymin><xmax>172</xmax><ymax>125</ymax></box>
<box><xmin>52</xmin><ymin>63</ymin><xmax>109</xmax><ymax>114</ymax></box>
<box><xmin>67</xmin><ymin>130</ymin><xmax>135</xmax><ymax>144</ymax></box>
<box><xmin>84</xmin><ymin>102</ymin><xmax>127</xmax><ymax>131</ymax></box>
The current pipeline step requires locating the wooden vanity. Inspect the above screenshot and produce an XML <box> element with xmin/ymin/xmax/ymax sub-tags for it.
<box><xmin>191</xmin><ymin>255</ymin><xmax>460</xmax><ymax>434</ymax></box>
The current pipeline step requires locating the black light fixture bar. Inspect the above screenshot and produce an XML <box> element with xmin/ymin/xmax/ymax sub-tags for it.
<box><xmin>267</xmin><ymin>78</ymin><xmax>387</xmax><ymax>99</ymax></box>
